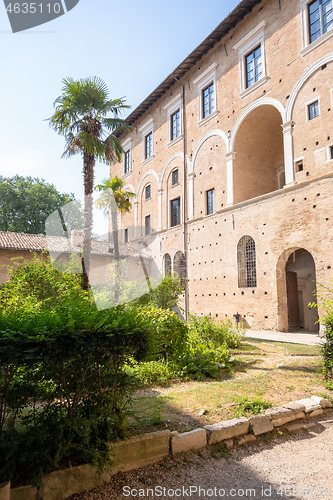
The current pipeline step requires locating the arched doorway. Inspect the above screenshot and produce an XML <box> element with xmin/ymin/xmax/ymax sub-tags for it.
<box><xmin>277</xmin><ymin>248</ymin><xmax>319</xmax><ymax>332</ymax></box>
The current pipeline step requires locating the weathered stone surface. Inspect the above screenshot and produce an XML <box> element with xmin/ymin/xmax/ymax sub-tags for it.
<box><xmin>10</xmin><ymin>485</ymin><xmax>37</xmax><ymax>500</ymax></box>
<box><xmin>238</xmin><ymin>437</ymin><xmax>246</xmax><ymax>446</ymax></box>
<box><xmin>311</xmin><ymin>396</ymin><xmax>333</xmax><ymax>409</ymax></box>
<box><xmin>309</xmin><ymin>408</ymin><xmax>324</xmax><ymax>418</ymax></box>
<box><xmin>265</xmin><ymin>404</ymin><xmax>306</xmax><ymax>426</ymax></box>
<box><xmin>295</xmin><ymin>398</ymin><xmax>321</xmax><ymax>413</ymax></box>
<box><xmin>0</xmin><ymin>482</ymin><xmax>10</xmax><ymax>500</ymax></box>
<box><xmin>271</xmin><ymin>412</ymin><xmax>305</xmax><ymax>427</ymax></box>
<box><xmin>171</xmin><ymin>428</ymin><xmax>207</xmax><ymax>454</ymax></box>
<box><xmin>39</xmin><ymin>465</ymin><xmax>111</xmax><ymax>500</ymax></box>
<box><xmin>282</xmin><ymin>402</ymin><xmax>306</xmax><ymax>413</ymax></box>
<box><xmin>285</xmin><ymin>422</ymin><xmax>317</xmax><ymax>433</ymax></box>
<box><xmin>224</xmin><ymin>439</ymin><xmax>233</xmax><ymax>450</ymax></box>
<box><xmin>108</xmin><ymin>430</ymin><xmax>170</xmax><ymax>474</ymax></box>
<box><xmin>244</xmin><ymin>434</ymin><xmax>257</xmax><ymax>443</ymax></box>
<box><xmin>249</xmin><ymin>415</ymin><xmax>274</xmax><ymax>436</ymax></box>
<box><xmin>204</xmin><ymin>417</ymin><xmax>249</xmax><ymax>445</ymax></box>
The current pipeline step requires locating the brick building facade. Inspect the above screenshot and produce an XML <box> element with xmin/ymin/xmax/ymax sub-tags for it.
<box><xmin>113</xmin><ymin>0</ymin><xmax>333</xmax><ymax>332</ymax></box>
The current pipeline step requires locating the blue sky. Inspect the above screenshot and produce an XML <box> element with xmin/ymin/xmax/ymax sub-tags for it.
<box><xmin>0</xmin><ymin>0</ymin><xmax>240</xmax><ymax>232</ymax></box>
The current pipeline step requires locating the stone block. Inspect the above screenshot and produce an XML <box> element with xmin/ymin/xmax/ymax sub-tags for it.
<box><xmin>10</xmin><ymin>485</ymin><xmax>37</xmax><ymax>500</ymax></box>
<box><xmin>265</xmin><ymin>404</ymin><xmax>306</xmax><ymax>426</ymax></box>
<box><xmin>108</xmin><ymin>430</ymin><xmax>171</xmax><ymax>474</ymax></box>
<box><xmin>204</xmin><ymin>417</ymin><xmax>249</xmax><ymax>445</ymax></box>
<box><xmin>38</xmin><ymin>464</ymin><xmax>111</xmax><ymax>500</ymax></box>
<box><xmin>249</xmin><ymin>415</ymin><xmax>274</xmax><ymax>436</ymax></box>
<box><xmin>309</xmin><ymin>408</ymin><xmax>324</xmax><ymax>418</ymax></box>
<box><xmin>0</xmin><ymin>482</ymin><xmax>10</xmax><ymax>500</ymax></box>
<box><xmin>294</xmin><ymin>398</ymin><xmax>321</xmax><ymax>413</ymax></box>
<box><xmin>311</xmin><ymin>396</ymin><xmax>333</xmax><ymax>409</ymax></box>
<box><xmin>224</xmin><ymin>439</ymin><xmax>233</xmax><ymax>450</ymax></box>
<box><xmin>171</xmin><ymin>428</ymin><xmax>207</xmax><ymax>454</ymax></box>
<box><xmin>286</xmin><ymin>422</ymin><xmax>317</xmax><ymax>433</ymax></box>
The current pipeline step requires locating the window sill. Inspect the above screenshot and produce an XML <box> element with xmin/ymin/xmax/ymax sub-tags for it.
<box><xmin>198</xmin><ymin>110</ymin><xmax>219</xmax><ymax>127</ymax></box>
<box><xmin>123</xmin><ymin>171</ymin><xmax>132</xmax><ymax>179</ymax></box>
<box><xmin>301</xmin><ymin>29</ymin><xmax>333</xmax><ymax>56</ymax></box>
<box><xmin>171</xmin><ymin>183</ymin><xmax>180</xmax><ymax>188</ymax></box>
<box><xmin>142</xmin><ymin>155</ymin><xmax>155</xmax><ymax>166</ymax></box>
<box><xmin>167</xmin><ymin>135</ymin><xmax>183</xmax><ymax>148</ymax></box>
<box><xmin>240</xmin><ymin>76</ymin><xmax>269</xmax><ymax>98</ymax></box>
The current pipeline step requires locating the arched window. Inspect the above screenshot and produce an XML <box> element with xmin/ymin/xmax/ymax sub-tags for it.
<box><xmin>237</xmin><ymin>236</ymin><xmax>257</xmax><ymax>288</ymax></box>
<box><xmin>164</xmin><ymin>253</ymin><xmax>172</xmax><ymax>276</ymax></box>
<box><xmin>173</xmin><ymin>251</ymin><xmax>186</xmax><ymax>285</ymax></box>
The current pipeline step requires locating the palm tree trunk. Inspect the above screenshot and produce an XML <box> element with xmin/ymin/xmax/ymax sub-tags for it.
<box><xmin>111</xmin><ymin>209</ymin><xmax>120</xmax><ymax>303</ymax></box>
<box><xmin>82</xmin><ymin>152</ymin><xmax>95</xmax><ymax>291</ymax></box>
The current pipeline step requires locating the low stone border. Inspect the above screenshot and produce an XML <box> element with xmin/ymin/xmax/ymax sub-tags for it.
<box><xmin>2</xmin><ymin>395</ymin><xmax>332</xmax><ymax>500</ymax></box>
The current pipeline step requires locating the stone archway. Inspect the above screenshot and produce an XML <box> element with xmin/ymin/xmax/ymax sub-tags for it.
<box><xmin>233</xmin><ymin>104</ymin><xmax>285</xmax><ymax>204</ymax></box>
<box><xmin>277</xmin><ymin>248</ymin><xmax>319</xmax><ymax>332</ymax></box>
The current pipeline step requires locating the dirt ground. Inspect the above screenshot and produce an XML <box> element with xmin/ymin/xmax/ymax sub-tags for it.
<box><xmin>71</xmin><ymin>411</ymin><xmax>333</xmax><ymax>500</ymax></box>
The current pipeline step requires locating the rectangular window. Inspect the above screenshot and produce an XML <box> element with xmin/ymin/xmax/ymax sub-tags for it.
<box><xmin>245</xmin><ymin>45</ymin><xmax>262</xmax><ymax>88</ymax></box>
<box><xmin>171</xmin><ymin>109</ymin><xmax>180</xmax><ymax>141</ymax></box>
<box><xmin>296</xmin><ymin>160</ymin><xmax>304</xmax><ymax>172</ymax></box>
<box><xmin>330</xmin><ymin>145</ymin><xmax>333</xmax><ymax>159</ymax></box>
<box><xmin>172</xmin><ymin>169</ymin><xmax>179</xmax><ymax>186</ymax></box>
<box><xmin>308</xmin><ymin>100</ymin><xmax>319</xmax><ymax>119</ymax></box>
<box><xmin>145</xmin><ymin>132</ymin><xmax>153</xmax><ymax>159</ymax></box>
<box><xmin>145</xmin><ymin>215</ymin><xmax>151</xmax><ymax>235</ymax></box>
<box><xmin>170</xmin><ymin>198</ymin><xmax>181</xmax><ymax>227</ymax></box>
<box><xmin>124</xmin><ymin>228</ymin><xmax>129</xmax><ymax>243</ymax></box>
<box><xmin>206</xmin><ymin>188</ymin><xmax>215</xmax><ymax>215</ymax></box>
<box><xmin>308</xmin><ymin>0</ymin><xmax>333</xmax><ymax>44</ymax></box>
<box><xmin>124</xmin><ymin>150</ymin><xmax>131</xmax><ymax>174</ymax></box>
<box><xmin>202</xmin><ymin>83</ymin><xmax>214</xmax><ymax>118</ymax></box>
<box><xmin>145</xmin><ymin>185</ymin><xmax>151</xmax><ymax>200</ymax></box>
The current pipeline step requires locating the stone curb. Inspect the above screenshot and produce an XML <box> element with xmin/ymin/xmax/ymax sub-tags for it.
<box><xmin>5</xmin><ymin>395</ymin><xmax>332</xmax><ymax>500</ymax></box>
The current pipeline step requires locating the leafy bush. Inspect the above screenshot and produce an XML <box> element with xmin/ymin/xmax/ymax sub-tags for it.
<box><xmin>0</xmin><ymin>256</ymin><xmax>150</xmax><ymax>486</ymax></box>
<box><xmin>312</xmin><ymin>283</ymin><xmax>333</xmax><ymax>383</ymax></box>
<box><xmin>233</xmin><ymin>396</ymin><xmax>272</xmax><ymax>417</ymax></box>
<box><xmin>137</xmin><ymin>307</ymin><xmax>188</xmax><ymax>362</ymax></box>
<box><xmin>125</xmin><ymin>360</ymin><xmax>177</xmax><ymax>387</ymax></box>
<box><xmin>178</xmin><ymin>343</ymin><xmax>232</xmax><ymax>380</ymax></box>
<box><xmin>187</xmin><ymin>315</ymin><xmax>242</xmax><ymax>349</ymax></box>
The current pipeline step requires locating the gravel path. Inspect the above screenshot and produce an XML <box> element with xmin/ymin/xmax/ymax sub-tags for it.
<box><xmin>70</xmin><ymin>412</ymin><xmax>333</xmax><ymax>500</ymax></box>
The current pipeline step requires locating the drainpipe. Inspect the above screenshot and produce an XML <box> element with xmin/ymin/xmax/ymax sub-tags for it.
<box><xmin>174</xmin><ymin>76</ymin><xmax>189</xmax><ymax>320</ymax></box>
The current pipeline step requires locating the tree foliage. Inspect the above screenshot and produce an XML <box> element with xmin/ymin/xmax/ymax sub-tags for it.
<box><xmin>0</xmin><ymin>175</ymin><xmax>81</xmax><ymax>235</ymax></box>
<box><xmin>48</xmin><ymin>77</ymin><xmax>132</xmax><ymax>290</ymax></box>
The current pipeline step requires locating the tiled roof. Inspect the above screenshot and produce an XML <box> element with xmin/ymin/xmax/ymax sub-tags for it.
<box><xmin>0</xmin><ymin>231</ymin><xmax>143</xmax><ymax>258</ymax></box>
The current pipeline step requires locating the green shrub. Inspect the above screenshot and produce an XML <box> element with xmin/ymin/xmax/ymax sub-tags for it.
<box><xmin>310</xmin><ymin>282</ymin><xmax>333</xmax><ymax>382</ymax></box>
<box><xmin>0</xmin><ymin>256</ymin><xmax>150</xmax><ymax>486</ymax></box>
<box><xmin>178</xmin><ymin>343</ymin><xmax>233</xmax><ymax>380</ymax></box>
<box><xmin>125</xmin><ymin>360</ymin><xmax>177</xmax><ymax>386</ymax></box>
<box><xmin>137</xmin><ymin>307</ymin><xmax>188</xmax><ymax>362</ymax></box>
<box><xmin>187</xmin><ymin>315</ymin><xmax>242</xmax><ymax>349</ymax></box>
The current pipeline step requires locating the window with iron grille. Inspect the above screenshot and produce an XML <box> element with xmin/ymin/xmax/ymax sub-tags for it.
<box><xmin>124</xmin><ymin>228</ymin><xmax>129</xmax><ymax>243</ymax></box>
<box><xmin>124</xmin><ymin>150</ymin><xmax>131</xmax><ymax>174</ymax></box>
<box><xmin>145</xmin><ymin>215</ymin><xmax>151</xmax><ymax>235</ymax></box>
<box><xmin>164</xmin><ymin>253</ymin><xmax>172</xmax><ymax>276</ymax></box>
<box><xmin>202</xmin><ymin>83</ymin><xmax>214</xmax><ymax>118</ymax></box>
<box><xmin>145</xmin><ymin>132</ymin><xmax>153</xmax><ymax>159</ymax></box>
<box><xmin>145</xmin><ymin>184</ymin><xmax>151</xmax><ymax>200</ymax></box>
<box><xmin>172</xmin><ymin>169</ymin><xmax>179</xmax><ymax>186</ymax></box>
<box><xmin>171</xmin><ymin>109</ymin><xmax>180</xmax><ymax>141</ymax></box>
<box><xmin>245</xmin><ymin>45</ymin><xmax>262</xmax><ymax>88</ymax></box>
<box><xmin>237</xmin><ymin>236</ymin><xmax>257</xmax><ymax>288</ymax></box>
<box><xmin>170</xmin><ymin>198</ymin><xmax>181</xmax><ymax>227</ymax></box>
<box><xmin>308</xmin><ymin>0</ymin><xmax>333</xmax><ymax>44</ymax></box>
<box><xmin>308</xmin><ymin>100</ymin><xmax>319</xmax><ymax>119</ymax></box>
<box><xmin>173</xmin><ymin>251</ymin><xmax>186</xmax><ymax>286</ymax></box>
<box><xmin>206</xmin><ymin>188</ymin><xmax>215</xmax><ymax>215</ymax></box>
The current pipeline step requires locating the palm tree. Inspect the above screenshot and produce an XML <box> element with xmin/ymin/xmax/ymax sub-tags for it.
<box><xmin>95</xmin><ymin>176</ymin><xmax>135</xmax><ymax>302</ymax></box>
<box><xmin>48</xmin><ymin>77</ymin><xmax>131</xmax><ymax>290</ymax></box>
